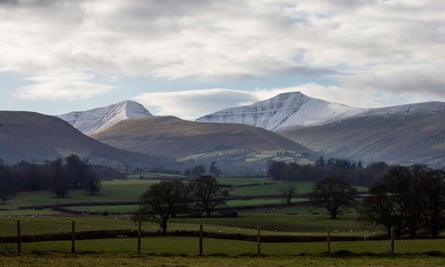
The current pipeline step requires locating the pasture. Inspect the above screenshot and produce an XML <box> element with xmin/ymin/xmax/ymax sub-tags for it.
<box><xmin>1</xmin><ymin>238</ymin><xmax>445</xmax><ymax>266</ymax></box>
<box><xmin>2</xmin><ymin>254</ymin><xmax>444</xmax><ymax>267</ymax></box>
<box><xmin>1</xmin><ymin>175</ymin><xmax>443</xmax><ymax>266</ymax></box>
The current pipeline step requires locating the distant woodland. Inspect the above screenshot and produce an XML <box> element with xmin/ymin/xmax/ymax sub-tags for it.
<box><xmin>267</xmin><ymin>157</ymin><xmax>391</xmax><ymax>187</ymax></box>
<box><xmin>0</xmin><ymin>154</ymin><xmax>124</xmax><ymax>203</ymax></box>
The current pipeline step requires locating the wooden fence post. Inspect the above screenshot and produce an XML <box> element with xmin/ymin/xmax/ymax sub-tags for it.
<box><xmin>199</xmin><ymin>223</ymin><xmax>203</xmax><ymax>256</ymax></box>
<box><xmin>17</xmin><ymin>220</ymin><xmax>21</xmax><ymax>254</ymax></box>
<box><xmin>390</xmin><ymin>226</ymin><xmax>395</xmax><ymax>254</ymax></box>
<box><xmin>137</xmin><ymin>221</ymin><xmax>142</xmax><ymax>254</ymax></box>
<box><xmin>326</xmin><ymin>226</ymin><xmax>331</xmax><ymax>254</ymax></box>
<box><xmin>257</xmin><ymin>225</ymin><xmax>261</xmax><ymax>255</ymax></box>
<box><xmin>71</xmin><ymin>221</ymin><xmax>76</xmax><ymax>253</ymax></box>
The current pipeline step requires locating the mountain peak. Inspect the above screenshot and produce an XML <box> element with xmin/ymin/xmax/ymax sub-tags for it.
<box><xmin>58</xmin><ymin>100</ymin><xmax>152</xmax><ymax>135</ymax></box>
<box><xmin>197</xmin><ymin>91</ymin><xmax>365</xmax><ymax>131</ymax></box>
<box><xmin>116</xmin><ymin>100</ymin><xmax>153</xmax><ymax>118</ymax></box>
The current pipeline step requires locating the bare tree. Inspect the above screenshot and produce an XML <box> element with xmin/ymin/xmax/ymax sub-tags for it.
<box><xmin>191</xmin><ymin>175</ymin><xmax>227</xmax><ymax>216</ymax></box>
<box><xmin>134</xmin><ymin>180</ymin><xmax>190</xmax><ymax>234</ymax></box>
<box><xmin>359</xmin><ymin>165</ymin><xmax>445</xmax><ymax>238</ymax></box>
<box><xmin>280</xmin><ymin>185</ymin><xmax>296</xmax><ymax>205</ymax></box>
<box><xmin>310</xmin><ymin>177</ymin><xmax>357</xmax><ymax>219</ymax></box>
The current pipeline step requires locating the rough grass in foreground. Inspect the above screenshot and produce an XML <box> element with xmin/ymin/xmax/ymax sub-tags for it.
<box><xmin>2</xmin><ymin>237</ymin><xmax>445</xmax><ymax>256</ymax></box>
<box><xmin>1</xmin><ymin>254</ymin><xmax>444</xmax><ymax>267</ymax></box>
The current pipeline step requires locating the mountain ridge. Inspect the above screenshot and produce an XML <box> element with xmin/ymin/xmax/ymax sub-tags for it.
<box><xmin>0</xmin><ymin>111</ymin><xmax>171</xmax><ymax>168</ymax></box>
<box><xmin>92</xmin><ymin>116</ymin><xmax>312</xmax><ymax>159</ymax></box>
<box><xmin>196</xmin><ymin>91</ymin><xmax>366</xmax><ymax>131</ymax></box>
<box><xmin>58</xmin><ymin>100</ymin><xmax>152</xmax><ymax>135</ymax></box>
<box><xmin>279</xmin><ymin>101</ymin><xmax>445</xmax><ymax>167</ymax></box>
<box><xmin>92</xmin><ymin>116</ymin><xmax>313</xmax><ymax>174</ymax></box>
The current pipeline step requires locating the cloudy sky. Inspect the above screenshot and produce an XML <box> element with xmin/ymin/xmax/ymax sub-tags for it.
<box><xmin>1</xmin><ymin>0</ymin><xmax>444</xmax><ymax>119</ymax></box>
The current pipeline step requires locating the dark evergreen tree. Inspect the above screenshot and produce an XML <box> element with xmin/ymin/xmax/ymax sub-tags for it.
<box><xmin>51</xmin><ymin>159</ymin><xmax>70</xmax><ymax>198</ymax></box>
<box><xmin>192</xmin><ymin>165</ymin><xmax>206</xmax><ymax>177</ymax></box>
<box><xmin>209</xmin><ymin>162</ymin><xmax>222</xmax><ymax>177</ymax></box>
<box><xmin>267</xmin><ymin>161</ymin><xmax>288</xmax><ymax>180</ymax></box>
<box><xmin>0</xmin><ymin>165</ymin><xmax>16</xmax><ymax>204</ymax></box>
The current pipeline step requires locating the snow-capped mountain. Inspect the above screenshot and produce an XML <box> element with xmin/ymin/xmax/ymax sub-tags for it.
<box><xmin>279</xmin><ymin>101</ymin><xmax>445</xmax><ymax>167</ymax></box>
<box><xmin>196</xmin><ymin>92</ymin><xmax>366</xmax><ymax>131</ymax></box>
<box><xmin>358</xmin><ymin>101</ymin><xmax>445</xmax><ymax>118</ymax></box>
<box><xmin>58</xmin><ymin>100</ymin><xmax>152</xmax><ymax>135</ymax></box>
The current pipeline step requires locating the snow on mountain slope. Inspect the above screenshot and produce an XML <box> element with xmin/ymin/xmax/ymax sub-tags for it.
<box><xmin>358</xmin><ymin>101</ymin><xmax>445</xmax><ymax>118</ymax></box>
<box><xmin>58</xmin><ymin>100</ymin><xmax>152</xmax><ymax>135</ymax></box>
<box><xmin>279</xmin><ymin>101</ymin><xmax>445</xmax><ymax>167</ymax></box>
<box><xmin>196</xmin><ymin>92</ymin><xmax>366</xmax><ymax>131</ymax></box>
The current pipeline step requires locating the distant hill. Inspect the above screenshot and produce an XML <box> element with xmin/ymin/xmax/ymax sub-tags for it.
<box><xmin>58</xmin><ymin>100</ymin><xmax>152</xmax><ymax>135</ymax></box>
<box><xmin>197</xmin><ymin>91</ymin><xmax>365</xmax><ymax>131</ymax></box>
<box><xmin>92</xmin><ymin>116</ymin><xmax>313</xmax><ymax>173</ymax></box>
<box><xmin>0</xmin><ymin>111</ymin><xmax>171</xmax><ymax>168</ymax></box>
<box><xmin>279</xmin><ymin>102</ymin><xmax>445</xmax><ymax>167</ymax></box>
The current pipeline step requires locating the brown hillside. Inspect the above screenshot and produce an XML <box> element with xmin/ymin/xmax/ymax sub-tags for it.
<box><xmin>279</xmin><ymin>111</ymin><xmax>445</xmax><ymax>167</ymax></box>
<box><xmin>93</xmin><ymin>116</ymin><xmax>311</xmax><ymax>160</ymax></box>
<box><xmin>0</xmin><ymin>111</ymin><xmax>170</xmax><ymax>167</ymax></box>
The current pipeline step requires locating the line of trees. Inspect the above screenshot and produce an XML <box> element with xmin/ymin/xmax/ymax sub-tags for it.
<box><xmin>268</xmin><ymin>157</ymin><xmax>390</xmax><ymax>186</ymax></box>
<box><xmin>0</xmin><ymin>154</ymin><xmax>102</xmax><ymax>203</ymax></box>
<box><xmin>306</xmin><ymin>164</ymin><xmax>445</xmax><ymax>238</ymax></box>
<box><xmin>183</xmin><ymin>162</ymin><xmax>222</xmax><ymax>178</ymax></box>
<box><xmin>133</xmin><ymin>175</ymin><xmax>228</xmax><ymax>234</ymax></box>
<box><xmin>359</xmin><ymin>164</ymin><xmax>445</xmax><ymax>238</ymax></box>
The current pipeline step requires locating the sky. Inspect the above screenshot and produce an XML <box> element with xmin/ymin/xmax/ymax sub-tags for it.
<box><xmin>1</xmin><ymin>0</ymin><xmax>445</xmax><ymax>120</ymax></box>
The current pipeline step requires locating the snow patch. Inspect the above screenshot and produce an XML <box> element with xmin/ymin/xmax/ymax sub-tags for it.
<box><xmin>197</xmin><ymin>92</ymin><xmax>366</xmax><ymax>131</ymax></box>
<box><xmin>58</xmin><ymin>100</ymin><xmax>152</xmax><ymax>135</ymax></box>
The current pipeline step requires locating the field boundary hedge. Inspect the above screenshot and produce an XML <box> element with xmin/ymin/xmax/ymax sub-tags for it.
<box><xmin>0</xmin><ymin>229</ymin><xmax>394</xmax><ymax>243</ymax></box>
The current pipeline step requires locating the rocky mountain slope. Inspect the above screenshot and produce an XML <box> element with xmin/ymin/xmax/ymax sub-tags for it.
<box><xmin>58</xmin><ymin>100</ymin><xmax>152</xmax><ymax>135</ymax></box>
<box><xmin>197</xmin><ymin>92</ymin><xmax>365</xmax><ymax>131</ymax></box>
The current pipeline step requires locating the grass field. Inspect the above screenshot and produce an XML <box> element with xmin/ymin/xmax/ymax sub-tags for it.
<box><xmin>178</xmin><ymin>211</ymin><xmax>380</xmax><ymax>235</ymax></box>
<box><xmin>2</xmin><ymin>237</ymin><xmax>445</xmax><ymax>255</ymax></box>
<box><xmin>1</xmin><ymin>254</ymin><xmax>444</xmax><ymax>267</ymax></box>
<box><xmin>0</xmin><ymin>179</ymin><xmax>160</xmax><ymax>210</ymax></box>
<box><xmin>1</xmin><ymin>238</ymin><xmax>445</xmax><ymax>267</ymax></box>
<box><xmin>229</xmin><ymin>181</ymin><xmax>309</xmax><ymax>196</ymax></box>
<box><xmin>229</xmin><ymin>181</ymin><xmax>367</xmax><ymax>197</ymax></box>
<box><xmin>0</xmin><ymin>178</ymin><xmax>320</xmax><ymax>212</ymax></box>
<box><xmin>0</xmin><ymin>210</ymin><xmax>383</xmax><ymax>239</ymax></box>
<box><xmin>216</xmin><ymin>177</ymin><xmax>276</xmax><ymax>186</ymax></box>
<box><xmin>0</xmin><ymin>176</ymin><xmax>443</xmax><ymax>266</ymax></box>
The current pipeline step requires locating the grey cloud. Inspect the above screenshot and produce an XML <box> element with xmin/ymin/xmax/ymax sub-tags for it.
<box><xmin>0</xmin><ymin>0</ymin><xmax>86</xmax><ymax>12</ymax></box>
<box><xmin>93</xmin><ymin>0</ymin><xmax>251</xmax><ymax>38</ymax></box>
<box><xmin>342</xmin><ymin>71</ymin><xmax>445</xmax><ymax>98</ymax></box>
<box><xmin>134</xmin><ymin>89</ymin><xmax>258</xmax><ymax>119</ymax></box>
<box><xmin>284</xmin><ymin>65</ymin><xmax>338</xmax><ymax>76</ymax></box>
<box><xmin>116</xmin><ymin>0</ymin><xmax>218</xmax><ymax>18</ymax></box>
<box><xmin>0</xmin><ymin>0</ymin><xmax>17</xmax><ymax>6</ymax></box>
<box><xmin>2</xmin><ymin>0</ymin><xmax>445</xmax><ymax>102</ymax></box>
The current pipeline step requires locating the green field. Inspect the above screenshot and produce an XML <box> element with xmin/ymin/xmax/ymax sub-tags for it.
<box><xmin>1</xmin><ymin>254</ymin><xmax>444</xmax><ymax>267</ymax></box>
<box><xmin>0</xmin><ymin>179</ymin><xmax>159</xmax><ymax>210</ymax></box>
<box><xmin>0</xmin><ymin>177</ymin><xmax>377</xmax><ymax>238</ymax></box>
<box><xmin>0</xmin><ymin>178</ymin><xmax>317</xmax><ymax>212</ymax></box>
<box><xmin>216</xmin><ymin>177</ymin><xmax>276</xmax><ymax>186</ymax></box>
<box><xmin>2</xmin><ymin>237</ymin><xmax>445</xmax><ymax>255</ymax></box>
<box><xmin>229</xmin><ymin>181</ymin><xmax>313</xmax><ymax>196</ymax></box>
<box><xmin>1</xmin><ymin>175</ymin><xmax>443</xmax><ymax>266</ymax></box>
